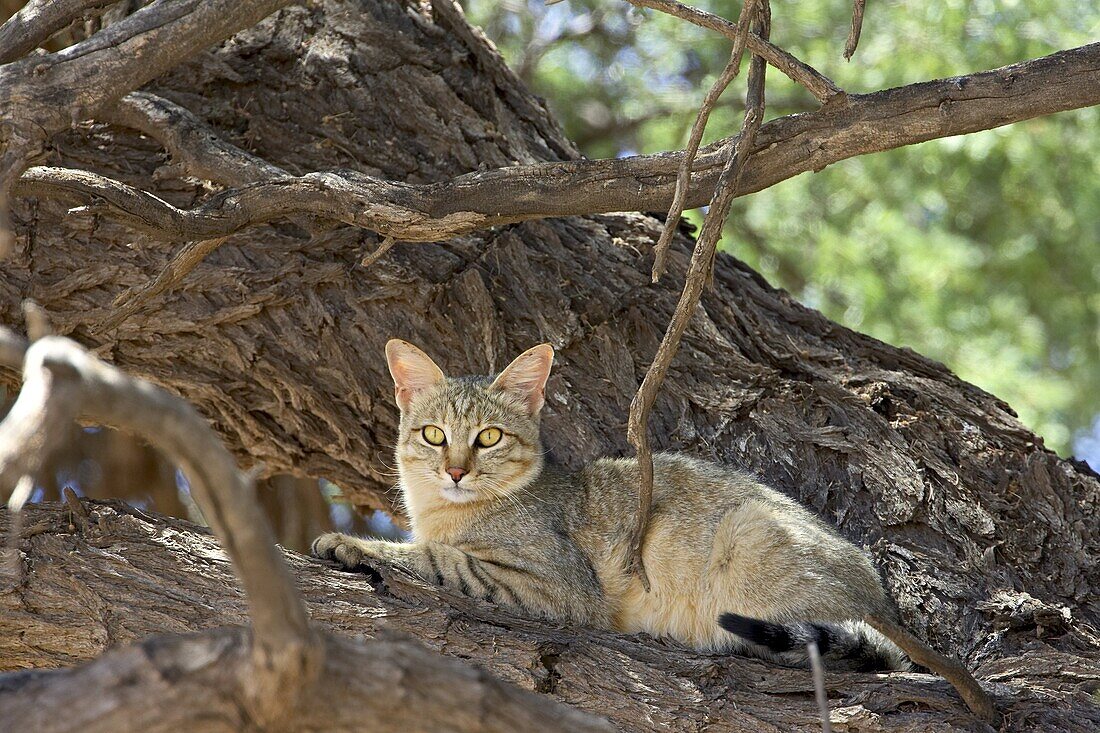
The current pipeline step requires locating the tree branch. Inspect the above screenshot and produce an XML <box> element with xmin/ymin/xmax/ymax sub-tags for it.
<box><xmin>0</xmin><ymin>0</ymin><xmax>115</xmax><ymax>65</ymax></box>
<box><xmin>626</xmin><ymin>0</ymin><xmax>843</xmax><ymax>103</ymax></box>
<box><xmin>0</xmin><ymin>333</ymin><xmax>321</xmax><ymax>725</ymax></box>
<box><xmin>4</xmin><ymin>500</ymin><xmax>1096</xmax><ymax>731</ymax></box>
<box><xmin>13</xmin><ymin>43</ymin><xmax>1099</xmax><ymax>244</ymax></box>
<box><xmin>845</xmin><ymin>0</ymin><xmax>867</xmax><ymax>61</ymax></box>
<box><xmin>0</xmin><ymin>0</ymin><xmax>295</xmax><ymax>242</ymax></box>
<box><xmin>100</xmin><ymin>92</ymin><xmax>288</xmax><ymax>187</ymax></box>
<box><xmin>626</xmin><ymin>0</ymin><xmax>770</xmax><ymax>590</ymax></box>
<box><xmin>865</xmin><ymin>614</ymin><xmax>998</xmax><ymax>724</ymax></box>
<box><xmin>648</xmin><ymin>0</ymin><xmax>758</xmax><ymax>281</ymax></box>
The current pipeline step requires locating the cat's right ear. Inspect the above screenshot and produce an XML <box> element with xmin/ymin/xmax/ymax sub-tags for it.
<box><xmin>386</xmin><ymin>339</ymin><xmax>445</xmax><ymax>410</ymax></box>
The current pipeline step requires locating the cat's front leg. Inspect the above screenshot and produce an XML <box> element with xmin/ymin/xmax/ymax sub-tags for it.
<box><xmin>310</xmin><ymin>532</ymin><xmax>419</xmax><ymax>573</ymax></box>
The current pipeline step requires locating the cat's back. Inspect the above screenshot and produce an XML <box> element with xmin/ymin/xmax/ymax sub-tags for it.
<box><xmin>581</xmin><ymin>451</ymin><xmax>782</xmax><ymax>523</ymax></box>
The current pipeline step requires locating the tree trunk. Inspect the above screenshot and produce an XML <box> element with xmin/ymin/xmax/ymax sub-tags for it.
<box><xmin>2</xmin><ymin>499</ymin><xmax>1096</xmax><ymax>732</ymax></box>
<box><xmin>1</xmin><ymin>1</ymin><xmax>1097</xmax><ymax>730</ymax></box>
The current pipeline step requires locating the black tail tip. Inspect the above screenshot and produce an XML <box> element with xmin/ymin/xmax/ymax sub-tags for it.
<box><xmin>718</xmin><ymin>612</ymin><xmax>794</xmax><ymax>652</ymax></box>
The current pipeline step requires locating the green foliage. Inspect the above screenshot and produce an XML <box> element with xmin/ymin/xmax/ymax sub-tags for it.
<box><xmin>467</xmin><ymin>0</ymin><xmax>1100</xmax><ymax>457</ymax></box>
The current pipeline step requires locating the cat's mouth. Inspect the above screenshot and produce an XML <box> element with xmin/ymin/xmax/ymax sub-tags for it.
<box><xmin>439</xmin><ymin>482</ymin><xmax>477</xmax><ymax>504</ymax></box>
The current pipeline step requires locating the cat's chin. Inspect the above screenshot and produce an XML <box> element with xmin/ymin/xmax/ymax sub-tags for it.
<box><xmin>439</xmin><ymin>484</ymin><xmax>479</xmax><ymax>504</ymax></box>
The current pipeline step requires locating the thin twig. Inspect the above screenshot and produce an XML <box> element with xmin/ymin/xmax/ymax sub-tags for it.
<box><xmin>864</xmin><ymin>614</ymin><xmax>998</xmax><ymax>723</ymax></box>
<box><xmin>625</xmin><ymin>1</ymin><xmax>770</xmax><ymax>588</ymax></box>
<box><xmin>626</xmin><ymin>0</ymin><xmax>842</xmax><ymax>104</ymax></box>
<box><xmin>98</xmin><ymin>237</ymin><xmax>229</xmax><ymax>332</ymax></box>
<box><xmin>0</xmin><ymin>336</ymin><xmax>323</xmax><ymax>724</ymax></box>
<box><xmin>844</xmin><ymin>0</ymin><xmax>867</xmax><ymax>61</ymax></box>
<box><xmin>359</xmin><ymin>235</ymin><xmax>397</xmax><ymax>268</ymax></box>
<box><xmin>649</xmin><ymin>0</ymin><xmax>758</xmax><ymax>282</ymax></box>
<box><xmin>807</xmin><ymin>641</ymin><xmax>832</xmax><ymax>733</ymax></box>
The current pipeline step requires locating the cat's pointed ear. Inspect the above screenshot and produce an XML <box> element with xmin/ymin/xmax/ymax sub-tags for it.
<box><xmin>491</xmin><ymin>344</ymin><xmax>554</xmax><ymax>415</ymax></box>
<box><xmin>386</xmin><ymin>339</ymin><xmax>445</xmax><ymax>410</ymax></box>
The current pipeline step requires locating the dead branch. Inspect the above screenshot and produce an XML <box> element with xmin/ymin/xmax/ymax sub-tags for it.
<box><xmin>0</xmin><ymin>332</ymin><xmax>321</xmax><ymax>724</ymax></box>
<box><xmin>12</xmin><ymin>42</ymin><xmax>1099</xmax><ymax>245</ymax></box>
<box><xmin>0</xmin><ymin>0</ymin><xmax>296</xmax><ymax>236</ymax></box>
<box><xmin>0</xmin><ymin>0</ymin><xmax>115</xmax><ymax>64</ymax></box>
<box><xmin>807</xmin><ymin>641</ymin><xmax>832</xmax><ymax>733</ymax></box>
<box><xmin>100</xmin><ymin>92</ymin><xmax>288</xmax><ymax>187</ymax></box>
<box><xmin>627</xmin><ymin>0</ymin><xmax>842</xmax><ymax>103</ymax></box>
<box><xmin>626</xmin><ymin>1</ymin><xmax>770</xmax><ymax>588</ymax></box>
<box><xmin>99</xmin><ymin>237</ymin><xmax>229</xmax><ymax>331</ymax></box>
<box><xmin>865</xmin><ymin>614</ymin><xmax>998</xmax><ymax>724</ymax></box>
<box><xmin>845</xmin><ymin>0</ymin><xmax>867</xmax><ymax>60</ymax></box>
<box><xmin>647</xmin><ymin>0</ymin><xmax>758</xmax><ymax>282</ymax></box>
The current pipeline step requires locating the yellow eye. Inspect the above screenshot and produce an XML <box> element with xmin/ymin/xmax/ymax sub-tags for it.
<box><xmin>476</xmin><ymin>427</ymin><xmax>502</xmax><ymax>448</ymax></box>
<box><xmin>421</xmin><ymin>425</ymin><xmax>446</xmax><ymax>446</ymax></box>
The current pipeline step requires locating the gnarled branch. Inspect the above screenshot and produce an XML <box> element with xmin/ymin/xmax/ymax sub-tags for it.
<box><xmin>13</xmin><ymin>42</ymin><xmax>1100</xmax><ymax>244</ymax></box>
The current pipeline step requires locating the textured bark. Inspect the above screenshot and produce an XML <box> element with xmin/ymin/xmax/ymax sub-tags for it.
<box><xmin>0</xmin><ymin>0</ymin><xmax>1098</xmax><ymax>730</ymax></box>
<box><xmin>2</xmin><ymin>500</ymin><xmax>1098</xmax><ymax>732</ymax></box>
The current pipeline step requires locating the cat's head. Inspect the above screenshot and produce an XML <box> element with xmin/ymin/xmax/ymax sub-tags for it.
<box><xmin>386</xmin><ymin>339</ymin><xmax>552</xmax><ymax>508</ymax></box>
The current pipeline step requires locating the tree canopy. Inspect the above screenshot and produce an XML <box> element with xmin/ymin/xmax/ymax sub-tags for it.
<box><xmin>469</xmin><ymin>0</ymin><xmax>1100</xmax><ymax>458</ymax></box>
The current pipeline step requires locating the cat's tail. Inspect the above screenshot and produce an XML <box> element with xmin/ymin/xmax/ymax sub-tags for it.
<box><xmin>718</xmin><ymin>612</ymin><xmax>911</xmax><ymax>672</ymax></box>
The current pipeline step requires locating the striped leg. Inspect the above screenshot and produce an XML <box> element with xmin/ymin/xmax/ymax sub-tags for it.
<box><xmin>311</xmin><ymin>533</ymin><xmax>537</xmax><ymax>611</ymax></box>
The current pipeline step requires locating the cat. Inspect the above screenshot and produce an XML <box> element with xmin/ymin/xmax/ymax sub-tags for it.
<box><xmin>312</xmin><ymin>339</ymin><xmax>909</xmax><ymax>671</ymax></box>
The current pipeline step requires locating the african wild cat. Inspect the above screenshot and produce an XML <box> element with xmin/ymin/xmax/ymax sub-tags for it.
<box><xmin>312</xmin><ymin>340</ymin><xmax>909</xmax><ymax>671</ymax></box>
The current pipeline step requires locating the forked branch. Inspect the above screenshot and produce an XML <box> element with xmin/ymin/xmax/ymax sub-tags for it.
<box><xmin>12</xmin><ymin>42</ymin><xmax>1100</xmax><ymax>245</ymax></box>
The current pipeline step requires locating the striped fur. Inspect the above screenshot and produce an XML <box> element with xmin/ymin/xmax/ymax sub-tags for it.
<box><xmin>312</xmin><ymin>341</ymin><xmax>911</xmax><ymax>671</ymax></box>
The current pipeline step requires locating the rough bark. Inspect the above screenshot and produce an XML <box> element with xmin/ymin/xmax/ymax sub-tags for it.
<box><xmin>3</xmin><ymin>500</ymin><xmax>1097</xmax><ymax>732</ymax></box>
<box><xmin>0</xmin><ymin>0</ymin><xmax>1098</xmax><ymax>730</ymax></box>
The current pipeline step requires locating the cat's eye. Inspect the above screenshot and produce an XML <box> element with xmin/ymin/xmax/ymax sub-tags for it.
<box><xmin>476</xmin><ymin>427</ymin><xmax>502</xmax><ymax>448</ymax></box>
<box><xmin>421</xmin><ymin>425</ymin><xmax>446</xmax><ymax>446</ymax></box>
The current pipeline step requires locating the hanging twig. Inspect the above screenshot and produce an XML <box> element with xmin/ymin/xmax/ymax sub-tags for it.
<box><xmin>844</xmin><ymin>0</ymin><xmax>867</xmax><ymax>60</ymax></box>
<box><xmin>807</xmin><ymin>641</ymin><xmax>833</xmax><ymax>733</ymax></box>
<box><xmin>648</xmin><ymin>0</ymin><xmax>758</xmax><ymax>282</ymax></box>
<box><xmin>625</xmin><ymin>1</ymin><xmax>770</xmax><ymax>589</ymax></box>
<box><xmin>865</xmin><ymin>614</ymin><xmax>998</xmax><ymax>723</ymax></box>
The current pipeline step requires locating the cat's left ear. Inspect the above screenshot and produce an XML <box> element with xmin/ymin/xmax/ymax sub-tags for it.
<box><xmin>491</xmin><ymin>344</ymin><xmax>553</xmax><ymax>415</ymax></box>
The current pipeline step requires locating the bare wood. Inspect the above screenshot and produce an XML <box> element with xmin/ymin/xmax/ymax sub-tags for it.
<box><xmin>647</xmin><ymin>0</ymin><xmax>758</xmax><ymax>282</ymax></box>
<box><xmin>865</xmin><ymin>614</ymin><xmax>998</xmax><ymax>724</ymax></box>
<box><xmin>845</xmin><ymin>0</ymin><xmax>867</xmax><ymax>61</ymax></box>
<box><xmin>626</xmin><ymin>1</ymin><xmax>770</xmax><ymax>589</ymax></box>
<box><xmin>0</xmin><ymin>0</ymin><xmax>115</xmax><ymax>64</ymax></box>
<box><xmin>627</xmin><ymin>0</ymin><xmax>842</xmax><ymax>103</ymax></box>
<box><xmin>0</xmin><ymin>335</ymin><xmax>321</xmax><ymax>724</ymax></box>
<box><xmin>12</xmin><ymin>42</ymin><xmax>1099</xmax><ymax>244</ymax></box>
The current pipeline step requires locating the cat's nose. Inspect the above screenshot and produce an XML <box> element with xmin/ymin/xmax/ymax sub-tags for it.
<box><xmin>446</xmin><ymin>467</ymin><xmax>468</xmax><ymax>483</ymax></box>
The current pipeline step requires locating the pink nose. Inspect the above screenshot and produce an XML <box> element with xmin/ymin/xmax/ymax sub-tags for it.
<box><xmin>446</xmin><ymin>467</ymin><xmax>468</xmax><ymax>483</ymax></box>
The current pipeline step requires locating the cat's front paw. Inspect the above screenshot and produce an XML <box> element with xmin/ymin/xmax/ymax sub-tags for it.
<box><xmin>311</xmin><ymin>532</ymin><xmax>370</xmax><ymax>570</ymax></box>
